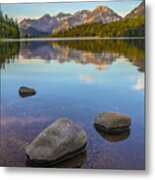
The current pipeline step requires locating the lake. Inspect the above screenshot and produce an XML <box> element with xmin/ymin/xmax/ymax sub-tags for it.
<box><xmin>0</xmin><ymin>38</ymin><xmax>145</xmax><ymax>169</ymax></box>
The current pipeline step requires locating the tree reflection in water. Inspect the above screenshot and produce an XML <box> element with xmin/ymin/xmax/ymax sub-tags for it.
<box><xmin>0</xmin><ymin>41</ymin><xmax>20</xmax><ymax>69</ymax></box>
<box><xmin>1</xmin><ymin>39</ymin><xmax>144</xmax><ymax>73</ymax></box>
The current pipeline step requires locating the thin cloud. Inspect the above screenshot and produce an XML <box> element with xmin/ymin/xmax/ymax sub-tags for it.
<box><xmin>133</xmin><ymin>74</ymin><xmax>144</xmax><ymax>91</ymax></box>
<box><xmin>79</xmin><ymin>73</ymin><xmax>93</xmax><ymax>84</ymax></box>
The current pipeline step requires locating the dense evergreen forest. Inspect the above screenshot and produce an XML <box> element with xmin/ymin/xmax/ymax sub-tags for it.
<box><xmin>52</xmin><ymin>16</ymin><xmax>144</xmax><ymax>38</ymax></box>
<box><xmin>0</xmin><ymin>11</ymin><xmax>20</xmax><ymax>39</ymax></box>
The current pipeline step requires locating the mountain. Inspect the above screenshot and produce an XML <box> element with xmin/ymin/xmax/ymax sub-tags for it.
<box><xmin>84</xmin><ymin>6</ymin><xmax>121</xmax><ymax>23</ymax></box>
<box><xmin>19</xmin><ymin>14</ymin><xmax>58</xmax><ymax>35</ymax></box>
<box><xmin>19</xmin><ymin>5</ymin><xmax>121</xmax><ymax>37</ymax></box>
<box><xmin>20</xmin><ymin>26</ymin><xmax>49</xmax><ymax>37</ymax></box>
<box><xmin>125</xmin><ymin>2</ymin><xmax>144</xmax><ymax>19</ymax></box>
<box><xmin>52</xmin><ymin>10</ymin><xmax>92</xmax><ymax>33</ymax></box>
<box><xmin>52</xmin><ymin>16</ymin><xmax>144</xmax><ymax>38</ymax></box>
<box><xmin>19</xmin><ymin>2</ymin><xmax>145</xmax><ymax>37</ymax></box>
<box><xmin>53</xmin><ymin>6</ymin><xmax>121</xmax><ymax>33</ymax></box>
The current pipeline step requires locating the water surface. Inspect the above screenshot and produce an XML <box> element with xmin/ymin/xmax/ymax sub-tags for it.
<box><xmin>0</xmin><ymin>39</ymin><xmax>145</xmax><ymax>169</ymax></box>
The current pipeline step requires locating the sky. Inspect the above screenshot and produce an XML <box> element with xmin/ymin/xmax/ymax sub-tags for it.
<box><xmin>1</xmin><ymin>0</ymin><xmax>143</xmax><ymax>22</ymax></box>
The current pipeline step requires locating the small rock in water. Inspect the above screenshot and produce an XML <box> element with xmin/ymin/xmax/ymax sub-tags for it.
<box><xmin>94</xmin><ymin>112</ymin><xmax>131</xmax><ymax>133</ymax></box>
<box><xmin>26</xmin><ymin>118</ymin><xmax>87</xmax><ymax>165</ymax></box>
<box><xmin>19</xmin><ymin>86</ymin><xmax>36</xmax><ymax>97</ymax></box>
<box><xmin>95</xmin><ymin>127</ymin><xmax>130</xmax><ymax>142</ymax></box>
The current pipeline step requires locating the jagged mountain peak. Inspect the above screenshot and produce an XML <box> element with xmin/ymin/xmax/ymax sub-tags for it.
<box><xmin>39</xmin><ymin>13</ymin><xmax>52</xmax><ymax>20</ymax></box>
<box><xmin>75</xmin><ymin>9</ymin><xmax>91</xmax><ymax>15</ymax></box>
<box><xmin>57</xmin><ymin>12</ymin><xmax>71</xmax><ymax>17</ymax></box>
<box><xmin>84</xmin><ymin>5</ymin><xmax>121</xmax><ymax>24</ymax></box>
<box><xmin>94</xmin><ymin>5</ymin><xmax>109</xmax><ymax>12</ymax></box>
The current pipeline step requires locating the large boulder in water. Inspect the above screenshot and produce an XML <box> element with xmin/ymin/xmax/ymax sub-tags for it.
<box><xmin>26</xmin><ymin>151</ymin><xmax>87</xmax><ymax>168</ymax></box>
<box><xmin>19</xmin><ymin>86</ymin><xmax>36</xmax><ymax>97</ymax></box>
<box><xmin>26</xmin><ymin>118</ymin><xmax>87</xmax><ymax>165</ymax></box>
<box><xmin>94</xmin><ymin>112</ymin><xmax>131</xmax><ymax>133</ymax></box>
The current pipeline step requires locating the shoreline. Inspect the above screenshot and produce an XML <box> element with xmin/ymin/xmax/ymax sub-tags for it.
<box><xmin>0</xmin><ymin>36</ymin><xmax>145</xmax><ymax>42</ymax></box>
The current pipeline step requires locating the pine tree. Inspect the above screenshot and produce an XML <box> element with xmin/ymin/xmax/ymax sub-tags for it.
<box><xmin>0</xmin><ymin>7</ymin><xmax>20</xmax><ymax>39</ymax></box>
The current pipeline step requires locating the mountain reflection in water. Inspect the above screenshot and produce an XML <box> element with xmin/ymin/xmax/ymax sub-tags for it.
<box><xmin>0</xmin><ymin>39</ymin><xmax>144</xmax><ymax>72</ymax></box>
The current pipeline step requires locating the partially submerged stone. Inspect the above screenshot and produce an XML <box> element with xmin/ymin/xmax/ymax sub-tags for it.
<box><xmin>26</xmin><ymin>151</ymin><xmax>87</xmax><ymax>168</ymax></box>
<box><xmin>95</xmin><ymin>127</ymin><xmax>130</xmax><ymax>142</ymax></box>
<box><xmin>26</xmin><ymin>118</ymin><xmax>87</xmax><ymax>165</ymax></box>
<box><xmin>94</xmin><ymin>112</ymin><xmax>131</xmax><ymax>133</ymax></box>
<box><xmin>19</xmin><ymin>86</ymin><xmax>36</xmax><ymax>97</ymax></box>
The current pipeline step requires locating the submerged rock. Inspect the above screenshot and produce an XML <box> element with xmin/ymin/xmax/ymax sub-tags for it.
<box><xmin>19</xmin><ymin>86</ymin><xmax>36</xmax><ymax>97</ymax></box>
<box><xmin>95</xmin><ymin>127</ymin><xmax>130</xmax><ymax>142</ymax></box>
<box><xmin>26</xmin><ymin>151</ymin><xmax>87</xmax><ymax>168</ymax></box>
<box><xmin>26</xmin><ymin>118</ymin><xmax>87</xmax><ymax>165</ymax></box>
<box><xmin>94</xmin><ymin>112</ymin><xmax>131</xmax><ymax>133</ymax></box>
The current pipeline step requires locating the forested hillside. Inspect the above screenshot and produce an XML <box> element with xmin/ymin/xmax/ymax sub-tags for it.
<box><xmin>52</xmin><ymin>16</ymin><xmax>144</xmax><ymax>38</ymax></box>
<box><xmin>0</xmin><ymin>11</ymin><xmax>20</xmax><ymax>39</ymax></box>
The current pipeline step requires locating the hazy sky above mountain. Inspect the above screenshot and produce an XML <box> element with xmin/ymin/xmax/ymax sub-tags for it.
<box><xmin>1</xmin><ymin>0</ymin><xmax>143</xmax><ymax>22</ymax></box>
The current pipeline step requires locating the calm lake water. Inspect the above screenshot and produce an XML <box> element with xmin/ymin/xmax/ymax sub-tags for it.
<box><xmin>0</xmin><ymin>39</ymin><xmax>145</xmax><ymax>169</ymax></box>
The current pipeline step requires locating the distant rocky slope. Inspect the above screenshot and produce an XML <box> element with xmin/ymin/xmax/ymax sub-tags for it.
<box><xmin>125</xmin><ymin>2</ymin><xmax>144</xmax><ymax>19</ymax></box>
